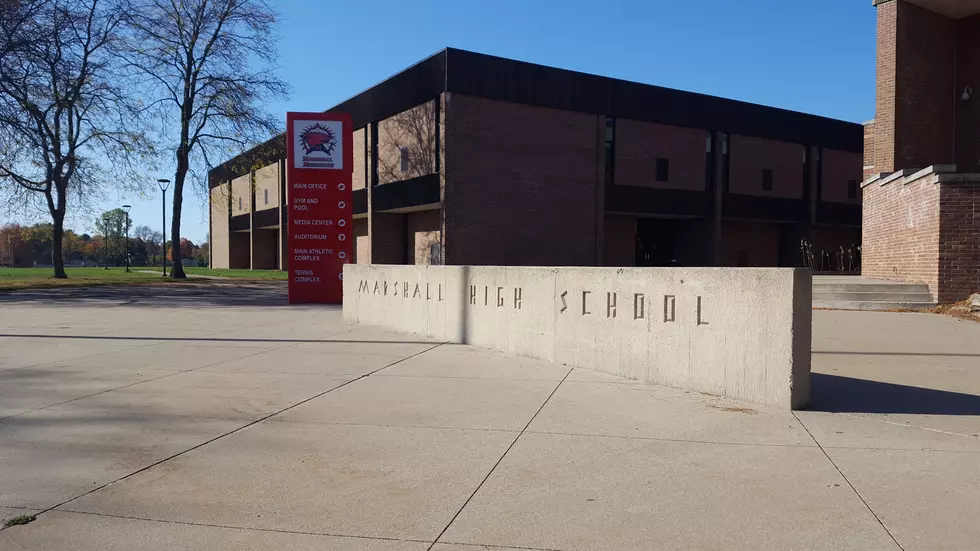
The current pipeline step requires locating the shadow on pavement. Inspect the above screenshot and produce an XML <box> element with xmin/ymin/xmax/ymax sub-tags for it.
<box><xmin>810</xmin><ymin>373</ymin><xmax>980</xmax><ymax>415</ymax></box>
<box><xmin>814</xmin><ymin>350</ymin><xmax>980</xmax><ymax>358</ymax></box>
<box><xmin>0</xmin><ymin>334</ymin><xmax>442</xmax><ymax>345</ymax></box>
<box><xmin>0</xmin><ymin>282</ymin><xmax>292</xmax><ymax>308</ymax></box>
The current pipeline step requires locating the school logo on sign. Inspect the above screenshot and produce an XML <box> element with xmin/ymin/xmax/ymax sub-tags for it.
<box><xmin>294</xmin><ymin>120</ymin><xmax>343</xmax><ymax>170</ymax></box>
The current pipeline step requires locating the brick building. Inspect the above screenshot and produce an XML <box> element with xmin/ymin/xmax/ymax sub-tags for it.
<box><xmin>209</xmin><ymin>48</ymin><xmax>863</xmax><ymax>272</ymax></box>
<box><xmin>862</xmin><ymin>0</ymin><xmax>980</xmax><ymax>302</ymax></box>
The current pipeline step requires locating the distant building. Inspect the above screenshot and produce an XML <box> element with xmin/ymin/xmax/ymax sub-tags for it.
<box><xmin>862</xmin><ymin>0</ymin><xmax>980</xmax><ymax>303</ymax></box>
<box><xmin>209</xmin><ymin>48</ymin><xmax>863</xmax><ymax>271</ymax></box>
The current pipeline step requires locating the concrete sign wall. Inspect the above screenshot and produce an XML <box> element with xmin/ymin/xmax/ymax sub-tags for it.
<box><xmin>343</xmin><ymin>266</ymin><xmax>812</xmax><ymax>409</ymax></box>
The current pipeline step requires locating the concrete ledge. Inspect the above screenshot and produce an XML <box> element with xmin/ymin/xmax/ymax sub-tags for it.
<box><xmin>903</xmin><ymin>165</ymin><xmax>958</xmax><ymax>186</ymax></box>
<box><xmin>860</xmin><ymin>172</ymin><xmax>889</xmax><ymax>188</ymax></box>
<box><xmin>343</xmin><ymin>266</ymin><xmax>812</xmax><ymax>409</ymax></box>
<box><xmin>879</xmin><ymin>168</ymin><xmax>918</xmax><ymax>187</ymax></box>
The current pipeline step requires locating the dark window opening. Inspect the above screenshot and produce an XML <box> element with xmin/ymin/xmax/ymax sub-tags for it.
<box><xmin>847</xmin><ymin>179</ymin><xmax>858</xmax><ymax>199</ymax></box>
<box><xmin>400</xmin><ymin>147</ymin><xmax>410</xmax><ymax>173</ymax></box>
<box><xmin>705</xmin><ymin>134</ymin><xmax>715</xmax><ymax>191</ymax></box>
<box><xmin>264</xmin><ymin>189</ymin><xmax>268</xmax><ymax>205</ymax></box>
<box><xmin>656</xmin><ymin>158</ymin><xmax>670</xmax><ymax>182</ymax></box>
<box><xmin>721</xmin><ymin>133</ymin><xmax>730</xmax><ymax>192</ymax></box>
<box><xmin>238</xmin><ymin>197</ymin><xmax>243</xmax><ymax>211</ymax></box>
<box><xmin>762</xmin><ymin>169</ymin><xmax>774</xmax><ymax>191</ymax></box>
<box><xmin>604</xmin><ymin>116</ymin><xmax>615</xmax><ymax>185</ymax></box>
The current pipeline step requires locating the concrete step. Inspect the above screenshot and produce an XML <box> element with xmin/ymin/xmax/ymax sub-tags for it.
<box><xmin>812</xmin><ymin>300</ymin><xmax>937</xmax><ymax>311</ymax></box>
<box><xmin>812</xmin><ymin>283</ymin><xmax>931</xmax><ymax>294</ymax></box>
<box><xmin>812</xmin><ymin>291</ymin><xmax>935</xmax><ymax>302</ymax></box>
<box><xmin>811</xmin><ymin>277</ymin><xmax>936</xmax><ymax>310</ymax></box>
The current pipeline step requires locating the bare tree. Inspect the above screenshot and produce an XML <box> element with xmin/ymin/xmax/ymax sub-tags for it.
<box><xmin>0</xmin><ymin>0</ymin><xmax>143</xmax><ymax>277</ymax></box>
<box><xmin>377</xmin><ymin>101</ymin><xmax>438</xmax><ymax>184</ymax></box>
<box><xmin>125</xmin><ymin>0</ymin><xmax>288</xmax><ymax>278</ymax></box>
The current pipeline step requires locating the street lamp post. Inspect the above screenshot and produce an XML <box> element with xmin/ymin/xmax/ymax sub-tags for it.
<box><xmin>158</xmin><ymin>179</ymin><xmax>170</xmax><ymax>276</ymax></box>
<box><xmin>122</xmin><ymin>205</ymin><xmax>132</xmax><ymax>273</ymax></box>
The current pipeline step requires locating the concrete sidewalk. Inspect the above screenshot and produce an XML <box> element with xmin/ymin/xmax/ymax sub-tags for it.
<box><xmin>0</xmin><ymin>286</ymin><xmax>978</xmax><ymax>550</ymax></box>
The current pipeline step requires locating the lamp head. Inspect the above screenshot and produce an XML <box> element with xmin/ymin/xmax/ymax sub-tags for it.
<box><xmin>122</xmin><ymin>204</ymin><xmax>131</xmax><ymax>213</ymax></box>
<box><xmin>157</xmin><ymin>178</ymin><xmax>171</xmax><ymax>191</ymax></box>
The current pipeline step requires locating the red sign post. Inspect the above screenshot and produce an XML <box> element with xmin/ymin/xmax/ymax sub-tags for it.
<box><xmin>285</xmin><ymin>112</ymin><xmax>353</xmax><ymax>304</ymax></box>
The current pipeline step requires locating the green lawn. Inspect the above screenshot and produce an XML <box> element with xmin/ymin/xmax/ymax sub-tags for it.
<box><xmin>183</xmin><ymin>267</ymin><xmax>286</xmax><ymax>280</ymax></box>
<box><xmin>0</xmin><ymin>266</ymin><xmax>285</xmax><ymax>291</ymax></box>
<box><xmin>0</xmin><ymin>267</ymin><xmax>169</xmax><ymax>291</ymax></box>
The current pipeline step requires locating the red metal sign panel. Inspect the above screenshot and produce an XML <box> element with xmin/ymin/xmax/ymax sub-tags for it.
<box><xmin>285</xmin><ymin>112</ymin><xmax>353</xmax><ymax>304</ymax></box>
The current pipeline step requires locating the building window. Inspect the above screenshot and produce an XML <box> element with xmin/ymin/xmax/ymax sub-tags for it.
<box><xmin>604</xmin><ymin>116</ymin><xmax>615</xmax><ymax>185</ymax></box>
<box><xmin>720</xmin><ymin>133</ymin><xmax>729</xmax><ymax>191</ymax></box>
<box><xmin>762</xmin><ymin>169</ymin><xmax>774</xmax><ymax>191</ymax></box>
<box><xmin>429</xmin><ymin>243</ymin><xmax>442</xmax><ymax>265</ymax></box>
<box><xmin>400</xmin><ymin>147</ymin><xmax>410</xmax><ymax>173</ymax></box>
<box><xmin>656</xmin><ymin>158</ymin><xmax>670</xmax><ymax>182</ymax></box>
<box><xmin>238</xmin><ymin>197</ymin><xmax>243</xmax><ymax>211</ymax></box>
<box><xmin>705</xmin><ymin>133</ymin><xmax>715</xmax><ymax>191</ymax></box>
<box><xmin>847</xmin><ymin>179</ymin><xmax>858</xmax><ymax>199</ymax></box>
<box><xmin>264</xmin><ymin>189</ymin><xmax>268</xmax><ymax>205</ymax></box>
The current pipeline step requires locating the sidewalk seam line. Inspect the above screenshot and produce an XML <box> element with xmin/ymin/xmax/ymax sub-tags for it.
<box><xmin>17</xmin><ymin>342</ymin><xmax>446</xmax><ymax>528</ymax></box>
<box><xmin>52</xmin><ymin>509</ymin><xmax>432</xmax><ymax>544</ymax></box>
<box><xmin>792</xmin><ymin>412</ymin><xmax>907</xmax><ymax>551</ymax></box>
<box><xmin>523</xmin><ymin>429</ymin><xmax>816</xmax><ymax>448</ymax></box>
<box><xmin>426</xmin><ymin>367</ymin><xmax>574</xmax><ymax>551</ymax></box>
<box><xmin>0</xmin><ymin>325</ymin><xmax>360</xmax><ymax>423</ymax></box>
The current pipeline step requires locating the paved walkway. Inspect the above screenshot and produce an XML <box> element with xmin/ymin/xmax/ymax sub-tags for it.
<box><xmin>0</xmin><ymin>285</ymin><xmax>977</xmax><ymax>550</ymax></box>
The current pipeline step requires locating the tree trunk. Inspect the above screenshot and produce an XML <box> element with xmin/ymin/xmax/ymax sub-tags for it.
<box><xmin>51</xmin><ymin>212</ymin><xmax>67</xmax><ymax>279</ymax></box>
<box><xmin>169</xmin><ymin>150</ymin><xmax>188</xmax><ymax>279</ymax></box>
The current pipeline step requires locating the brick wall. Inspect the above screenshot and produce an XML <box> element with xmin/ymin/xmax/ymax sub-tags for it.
<box><xmin>728</xmin><ymin>135</ymin><xmax>804</xmax><ymax>199</ymax></box>
<box><xmin>445</xmin><ymin>94</ymin><xmax>600</xmax><ymax>266</ymax></box>
<box><xmin>439</xmin><ymin>93</ymin><xmax>449</xmax><ymax>261</ymax></box>
<box><xmin>875</xmin><ymin>1</ymin><xmax>898</xmax><ymax>173</ymax></box>
<box><xmin>615</xmin><ymin>120</ymin><xmax>708</xmax><ymax>191</ymax></box>
<box><xmin>603</xmin><ymin>215</ymin><xmax>635</xmax><ymax>266</ymax></box>
<box><xmin>822</xmin><ymin>149</ymin><xmax>863</xmax><ymax>204</ymax></box>
<box><xmin>955</xmin><ymin>15</ymin><xmax>980</xmax><ymax>173</ymax></box>
<box><xmin>209</xmin><ymin>183</ymin><xmax>230</xmax><ymax>269</ymax></box>
<box><xmin>863</xmin><ymin>121</ymin><xmax>876</xmax><ymax>180</ymax></box>
<box><xmin>370</xmin><ymin>213</ymin><xmax>406</xmax><ymax>264</ymax></box>
<box><xmin>406</xmin><ymin>209</ymin><xmax>441</xmax><ymax>264</ymax></box>
<box><xmin>862</xmin><ymin>176</ymin><xmax>940</xmax><ymax>296</ymax></box>
<box><xmin>938</xmin><ymin>180</ymin><xmax>980</xmax><ymax>302</ymax></box>
<box><xmin>720</xmin><ymin>221</ymin><xmax>780</xmax><ymax>267</ymax></box>
<box><xmin>895</xmin><ymin>0</ymin><xmax>956</xmax><ymax>169</ymax></box>
<box><xmin>253</xmin><ymin>162</ymin><xmax>279</xmax><ymax>212</ymax></box>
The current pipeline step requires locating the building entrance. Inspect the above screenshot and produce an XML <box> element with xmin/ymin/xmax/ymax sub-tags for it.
<box><xmin>635</xmin><ymin>218</ymin><xmax>678</xmax><ymax>267</ymax></box>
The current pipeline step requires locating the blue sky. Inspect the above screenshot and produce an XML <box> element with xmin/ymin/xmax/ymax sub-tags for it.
<box><xmin>25</xmin><ymin>0</ymin><xmax>877</xmax><ymax>243</ymax></box>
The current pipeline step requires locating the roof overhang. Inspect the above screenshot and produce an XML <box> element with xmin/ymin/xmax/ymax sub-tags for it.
<box><xmin>876</xmin><ymin>0</ymin><xmax>980</xmax><ymax>19</ymax></box>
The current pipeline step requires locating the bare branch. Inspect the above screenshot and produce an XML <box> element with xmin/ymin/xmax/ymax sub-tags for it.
<box><xmin>124</xmin><ymin>0</ymin><xmax>288</xmax><ymax>278</ymax></box>
<box><xmin>0</xmin><ymin>0</ymin><xmax>147</xmax><ymax>277</ymax></box>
